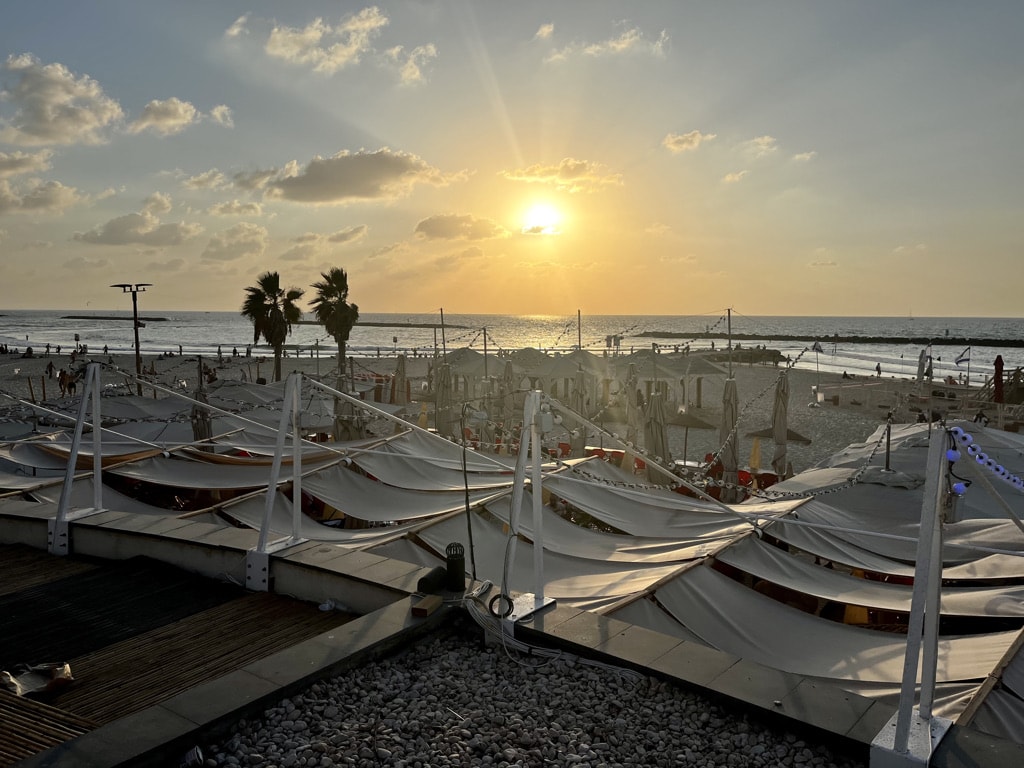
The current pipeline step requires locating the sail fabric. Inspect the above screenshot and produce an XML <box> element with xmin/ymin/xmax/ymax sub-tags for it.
<box><xmin>654</xmin><ymin>562</ymin><xmax>1018</xmax><ymax>684</ymax></box>
<box><xmin>415</xmin><ymin>511</ymin><xmax>684</xmax><ymax>603</ymax></box>
<box><xmin>302</xmin><ymin>463</ymin><xmax>509</xmax><ymax>522</ymax></box>
<box><xmin>484</xmin><ymin>493</ymin><xmax>741</xmax><ymax>564</ymax></box>
<box><xmin>717</xmin><ymin>535</ymin><xmax>1024</xmax><ymax>616</ymax></box>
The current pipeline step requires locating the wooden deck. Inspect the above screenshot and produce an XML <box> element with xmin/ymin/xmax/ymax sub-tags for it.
<box><xmin>0</xmin><ymin>544</ymin><xmax>356</xmax><ymax>766</ymax></box>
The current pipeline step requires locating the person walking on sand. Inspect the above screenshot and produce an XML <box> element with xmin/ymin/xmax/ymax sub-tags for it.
<box><xmin>875</xmin><ymin>362</ymin><xmax>881</xmax><ymax>377</ymax></box>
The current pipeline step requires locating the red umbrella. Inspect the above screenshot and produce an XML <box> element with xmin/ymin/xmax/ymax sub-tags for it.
<box><xmin>995</xmin><ymin>355</ymin><xmax>1005</xmax><ymax>403</ymax></box>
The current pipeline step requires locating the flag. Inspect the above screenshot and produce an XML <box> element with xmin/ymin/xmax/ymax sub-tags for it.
<box><xmin>955</xmin><ymin>346</ymin><xmax>971</xmax><ymax>366</ymax></box>
<box><xmin>811</xmin><ymin>341</ymin><xmax>824</xmax><ymax>354</ymax></box>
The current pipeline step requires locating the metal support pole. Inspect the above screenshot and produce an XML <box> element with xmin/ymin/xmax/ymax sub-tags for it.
<box><xmin>49</xmin><ymin>363</ymin><xmax>105</xmax><ymax>555</ymax></box>
<box><xmin>530</xmin><ymin>398</ymin><xmax>545</xmax><ymax>603</ymax></box>
<box><xmin>870</xmin><ymin>427</ymin><xmax>952</xmax><ymax>766</ymax></box>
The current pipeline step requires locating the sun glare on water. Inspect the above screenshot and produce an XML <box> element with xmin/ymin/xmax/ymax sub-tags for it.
<box><xmin>521</xmin><ymin>203</ymin><xmax>561</xmax><ymax>235</ymax></box>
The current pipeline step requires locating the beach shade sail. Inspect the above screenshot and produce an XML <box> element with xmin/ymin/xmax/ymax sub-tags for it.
<box><xmin>508</xmin><ymin>346</ymin><xmax>551</xmax><ymax>373</ymax></box>
<box><xmin>995</xmin><ymin>355</ymin><xmax>1005</xmax><ymax>403</ymax></box>
<box><xmin>434</xmin><ymin>362</ymin><xmax>455</xmax><ymax>438</ymax></box>
<box><xmin>541</xmin><ymin>349</ymin><xmax>606</xmax><ymax>380</ymax></box>
<box><xmin>719</xmin><ymin>377</ymin><xmax>740</xmax><ymax>502</ymax></box>
<box><xmin>643</xmin><ymin>390</ymin><xmax>670</xmax><ymax>464</ymax></box>
<box><xmin>440</xmin><ymin>346</ymin><xmax>484</xmax><ymax>376</ymax></box>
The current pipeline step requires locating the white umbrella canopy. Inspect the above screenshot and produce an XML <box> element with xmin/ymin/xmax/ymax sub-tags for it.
<box><xmin>541</xmin><ymin>348</ymin><xmax>606</xmax><ymax>380</ymax></box>
<box><xmin>719</xmin><ymin>377</ymin><xmax>740</xmax><ymax>502</ymax></box>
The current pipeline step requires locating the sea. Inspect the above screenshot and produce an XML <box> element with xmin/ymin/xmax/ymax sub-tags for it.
<box><xmin>1</xmin><ymin>309</ymin><xmax>1021</xmax><ymax>387</ymax></box>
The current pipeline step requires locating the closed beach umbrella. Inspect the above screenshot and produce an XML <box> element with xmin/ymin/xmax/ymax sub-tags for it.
<box><xmin>771</xmin><ymin>371</ymin><xmax>790</xmax><ymax>477</ymax></box>
<box><xmin>391</xmin><ymin>354</ymin><xmax>408</xmax><ymax>405</ymax></box>
<box><xmin>623</xmin><ymin>364</ymin><xmax>640</xmax><ymax>446</ymax></box>
<box><xmin>719</xmin><ymin>377</ymin><xmax>740</xmax><ymax>502</ymax></box>
<box><xmin>434</xmin><ymin>363</ymin><xmax>455</xmax><ymax>438</ymax></box>
<box><xmin>190</xmin><ymin>389</ymin><xmax>213</xmax><ymax>452</ymax></box>
<box><xmin>570</xmin><ymin>367</ymin><xmax>587</xmax><ymax>415</ymax></box>
<box><xmin>916</xmin><ymin>349</ymin><xmax>928</xmax><ymax>382</ymax></box>
<box><xmin>995</xmin><ymin>355</ymin><xmax>1005</xmax><ymax>403</ymax></box>
<box><xmin>643</xmin><ymin>390</ymin><xmax>670</xmax><ymax>464</ymax></box>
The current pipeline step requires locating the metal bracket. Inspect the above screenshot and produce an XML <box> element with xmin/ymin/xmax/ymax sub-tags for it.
<box><xmin>870</xmin><ymin>710</ymin><xmax>952</xmax><ymax>767</ymax></box>
<box><xmin>500</xmin><ymin>592</ymin><xmax>556</xmax><ymax>635</ymax></box>
<box><xmin>244</xmin><ymin>537</ymin><xmax>305</xmax><ymax>591</ymax></box>
<box><xmin>47</xmin><ymin>507</ymin><xmax>107</xmax><ymax>556</ymax></box>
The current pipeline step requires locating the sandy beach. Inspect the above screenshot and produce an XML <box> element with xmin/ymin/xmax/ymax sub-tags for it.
<box><xmin>0</xmin><ymin>346</ymin><xmax>939</xmax><ymax>474</ymax></box>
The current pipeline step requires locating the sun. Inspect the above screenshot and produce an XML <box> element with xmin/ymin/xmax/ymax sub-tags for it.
<box><xmin>521</xmin><ymin>203</ymin><xmax>561</xmax><ymax>235</ymax></box>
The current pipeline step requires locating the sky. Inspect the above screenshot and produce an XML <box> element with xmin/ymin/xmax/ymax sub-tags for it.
<box><xmin>1</xmin><ymin>2</ymin><xmax>1021</xmax><ymax>317</ymax></box>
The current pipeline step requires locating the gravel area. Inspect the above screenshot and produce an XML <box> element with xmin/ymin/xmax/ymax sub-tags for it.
<box><xmin>203</xmin><ymin>619</ymin><xmax>866</xmax><ymax>768</ymax></box>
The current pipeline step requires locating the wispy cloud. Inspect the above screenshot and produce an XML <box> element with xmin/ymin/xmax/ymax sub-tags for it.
<box><xmin>128</xmin><ymin>97</ymin><xmax>199</xmax><ymax>136</ymax></box>
<box><xmin>0</xmin><ymin>149</ymin><xmax>53</xmax><ymax>178</ymax></box>
<box><xmin>546</xmin><ymin>24</ymin><xmax>668</xmax><ymax>63</ymax></box>
<box><xmin>73</xmin><ymin>195</ymin><xmax>201</xmax><ymax>246</ymax></box>
<box><xmin>208</xmin><ymin>199</ymin><xmax>263</xmax><ymax>216</ymax></box>
<box><xmin>500</xmin><ymin>157</ymin><xmax>621</xmax><ymax>193</ymax></box>
<box><xmin>0</xmin><ymin>178</ymin><xmax>81</xmax><ymax>214</ymax></box>
<box><xmin>415</xmin><ymin>213</ymin><xmax>509</xmax><ymax>240</ymax></box>
<box><xmin>384</xmin><ymin>44</ymin><xmax>438</xmax><ymax>85</ymax></box>
<box><xmin>722</xmin><ymin>170</ymin><xmax>748</xmax><ymax>184</ymax></box>
<box><xmin>662</xmin><ymin>130</ymin><xmax>716</xmax><ymax>154</ymax></box>
<box><xmin>264</xmin><ymin>8</ymin><xmax>389</xmax><ymax>74</ymax></box>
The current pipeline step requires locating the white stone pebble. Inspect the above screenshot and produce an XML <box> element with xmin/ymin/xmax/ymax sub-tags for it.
<box><xmin>204</xmin><ymin>625</ymin><xmax>866</xmax><ymax>768</ymax></box>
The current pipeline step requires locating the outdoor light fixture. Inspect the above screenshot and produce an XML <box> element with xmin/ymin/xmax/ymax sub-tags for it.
<box><xmin>110</xmin><ymin>282</ymin><xmax>152</xmax><ymax>395</ymax></box>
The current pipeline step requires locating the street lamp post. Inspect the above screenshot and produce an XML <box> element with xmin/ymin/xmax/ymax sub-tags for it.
<box><xmin>111</xmin><ymin>283</ymin><xmax>152</xmax><ymax>395</ymax></box>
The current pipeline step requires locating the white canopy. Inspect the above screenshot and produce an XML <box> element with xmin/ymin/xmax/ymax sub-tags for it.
<box><xmin>654</xmin><ymin>562</ymin><xmax>1019</xmax><ymax>683</ymax></box>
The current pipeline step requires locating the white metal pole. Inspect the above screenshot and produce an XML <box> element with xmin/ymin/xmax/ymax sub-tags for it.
<box><xmin>530</xmin><ymin>395</ymin><xmax>545</xmax><ymax>603</ymax></box>
<box><xmin>892</xmin><ymin>427</ymin><xmax>946</xmax><ymax>752</ymax></box>
<box><xmin>291</xmin><ymin>375</ymin><xmax>303</xmax><ymax>541</ymax></box>
<box><xmin>90</xmin><ymin>364</ymin><xmax>103</xmax><ymax>511</ymax></box>
<box><xmin>257</xmin><ymin>373</ymin><xmax>297</xmax><ymax>552</ymax></box>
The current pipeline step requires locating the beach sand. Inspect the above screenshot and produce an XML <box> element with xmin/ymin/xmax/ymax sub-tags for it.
<box><xmin>0</xmin><ymin>348</ymin><xmax>926</xmax><ymax>473</ymax></box>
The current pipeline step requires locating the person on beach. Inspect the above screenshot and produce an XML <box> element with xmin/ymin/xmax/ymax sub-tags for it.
<box><xmin>46</xmin><ymin>361</ymin><xmax>55</xmax><ymax>379</ymax></box>
<box><xmin>875</xmin><ymin>362</ymin><xmax>882</xmax><ymax>377</ymax></box>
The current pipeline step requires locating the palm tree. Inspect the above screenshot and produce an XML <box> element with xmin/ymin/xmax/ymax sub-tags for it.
<box><xmin>241</xmin><ymin>271</ymin><xmax>304</xmax><ymax>382</ymax></box>
<box><xmin>310</xmin><ymin>267</ymin><xmax>359</xmax><ymax>386</ymax></box>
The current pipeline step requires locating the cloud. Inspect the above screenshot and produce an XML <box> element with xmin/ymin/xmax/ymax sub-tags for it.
<box><xmin>225</xmin><ymin>15</ymin><xmax>249</xmax><ymax>39</ymax></box>
<box><xmin>722</xmin><ymin>170</ymin><xmax>748</xmax><ymax>184</ymax></box>
<box><xmin>415</xmin><ymin>214</ymin><xmax>508</xmax><ymax>240</ymax></box>
<box><xmin>202</xmin><ymin>222</ymin><xmax>268</xmax><ymax>261</ymax></box>
<box><xmin>63</xmin><ymin>255</ymin><xmax>110</xmax><ymax>270</ymax></box>
<box><xmin>535</xmin><ymin>24</ymin><xmax>554</xmax><ymax>41</ymax></box>
<box><xmin>892</xmin><ymin>243</ymin><xmax>928</xmax><ymax>255</ymax></box>
<box><xmin>384</xmin><ymin>44</ymin><xmax>438</xmax><ymax>85</ymax></box>
<box><xmin>183</xmin><ymin>169</ymin><xmax>229</xmax><ymax>190</ymax></box>
<box><xmin>0</xmin><ymin>54</ymin><xmax>124</xmax><ymax>145</ymax></box>
<box><xmin>208</xmin><ymin>199</ymin><xmax>263</xmax><ymax>216</ymax></box>
<box><xmin>0</xmin><ymin>178</ymin><xmax>82</xmax><ymax>214</ymax></box>
<box><xmin>434</xmin><ymin>246</ymin><xmax>485</xmax><ymax>270</ymax></box>
<box><xmin>264</xmin><ymin>8</ymin><xmax>389</xmax><ymax>74</ymax></box>
<box><xmin>792</xmin><ymin>151</ymin><xmax>817</xmax><ymax>162</ymax></box>
<box><xmin>128</xmin><ymin>97</ymin><xmax>199</xmax><ymax>136</ymax></box>
<box><xmin>73</xmin><ymin>200</ymin><xmax>202</xmax><ymax>246</ymax></box>
<box><xmin>500</xmin><ymin>157</ymin><xmax>621</xmax><ymax>193</ymax></box>
<box><xmin>145</xmin><ymin>257</ymin><xmax>186</xmax><ymax>272</ymax></box>
<box><xmin>232</xmin><ymin>168</ymin><xmax>280</xmax><ymax>192</ymax></box>
<box><xmin>0</xmin><ymin>149</ymin><xmax>53</xmax><ymax>177</ymax></box>
<box><xmin>328</xmin><ymin>224</ymin><xmax>367</xmax><ymax>243</ymax></box>
<box><xmin>662</xmin><ymin>130</ymin><xmax>716</xmax><ymax>154</ymax></box>
<box><xmin>546</xmin><ymin>25</ymin><xmax>668</xmax><ymax>63</ymax></box>
<box><xmin>743</xmin><ymin>135</ymin><xmax>778</xmax><ymax>158</ymax></box>
<box><xmin>209</xmin><ymin>105</ymin><xmax>234</xmax><ymax>128</ymax></box>
<box><xmin>143</xmin><ymin>192</ymin><xmax>172</xmax><ymax>214</ymax></box>
<box><xmin>265</xmin><ymin>148</ymin><xmax>456</xmax><ymax>203</ymax></box>
<box><xmin>809</xmin><ymin>260</ymin><xmax>838</xmax><ymax>268</ymax></box>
